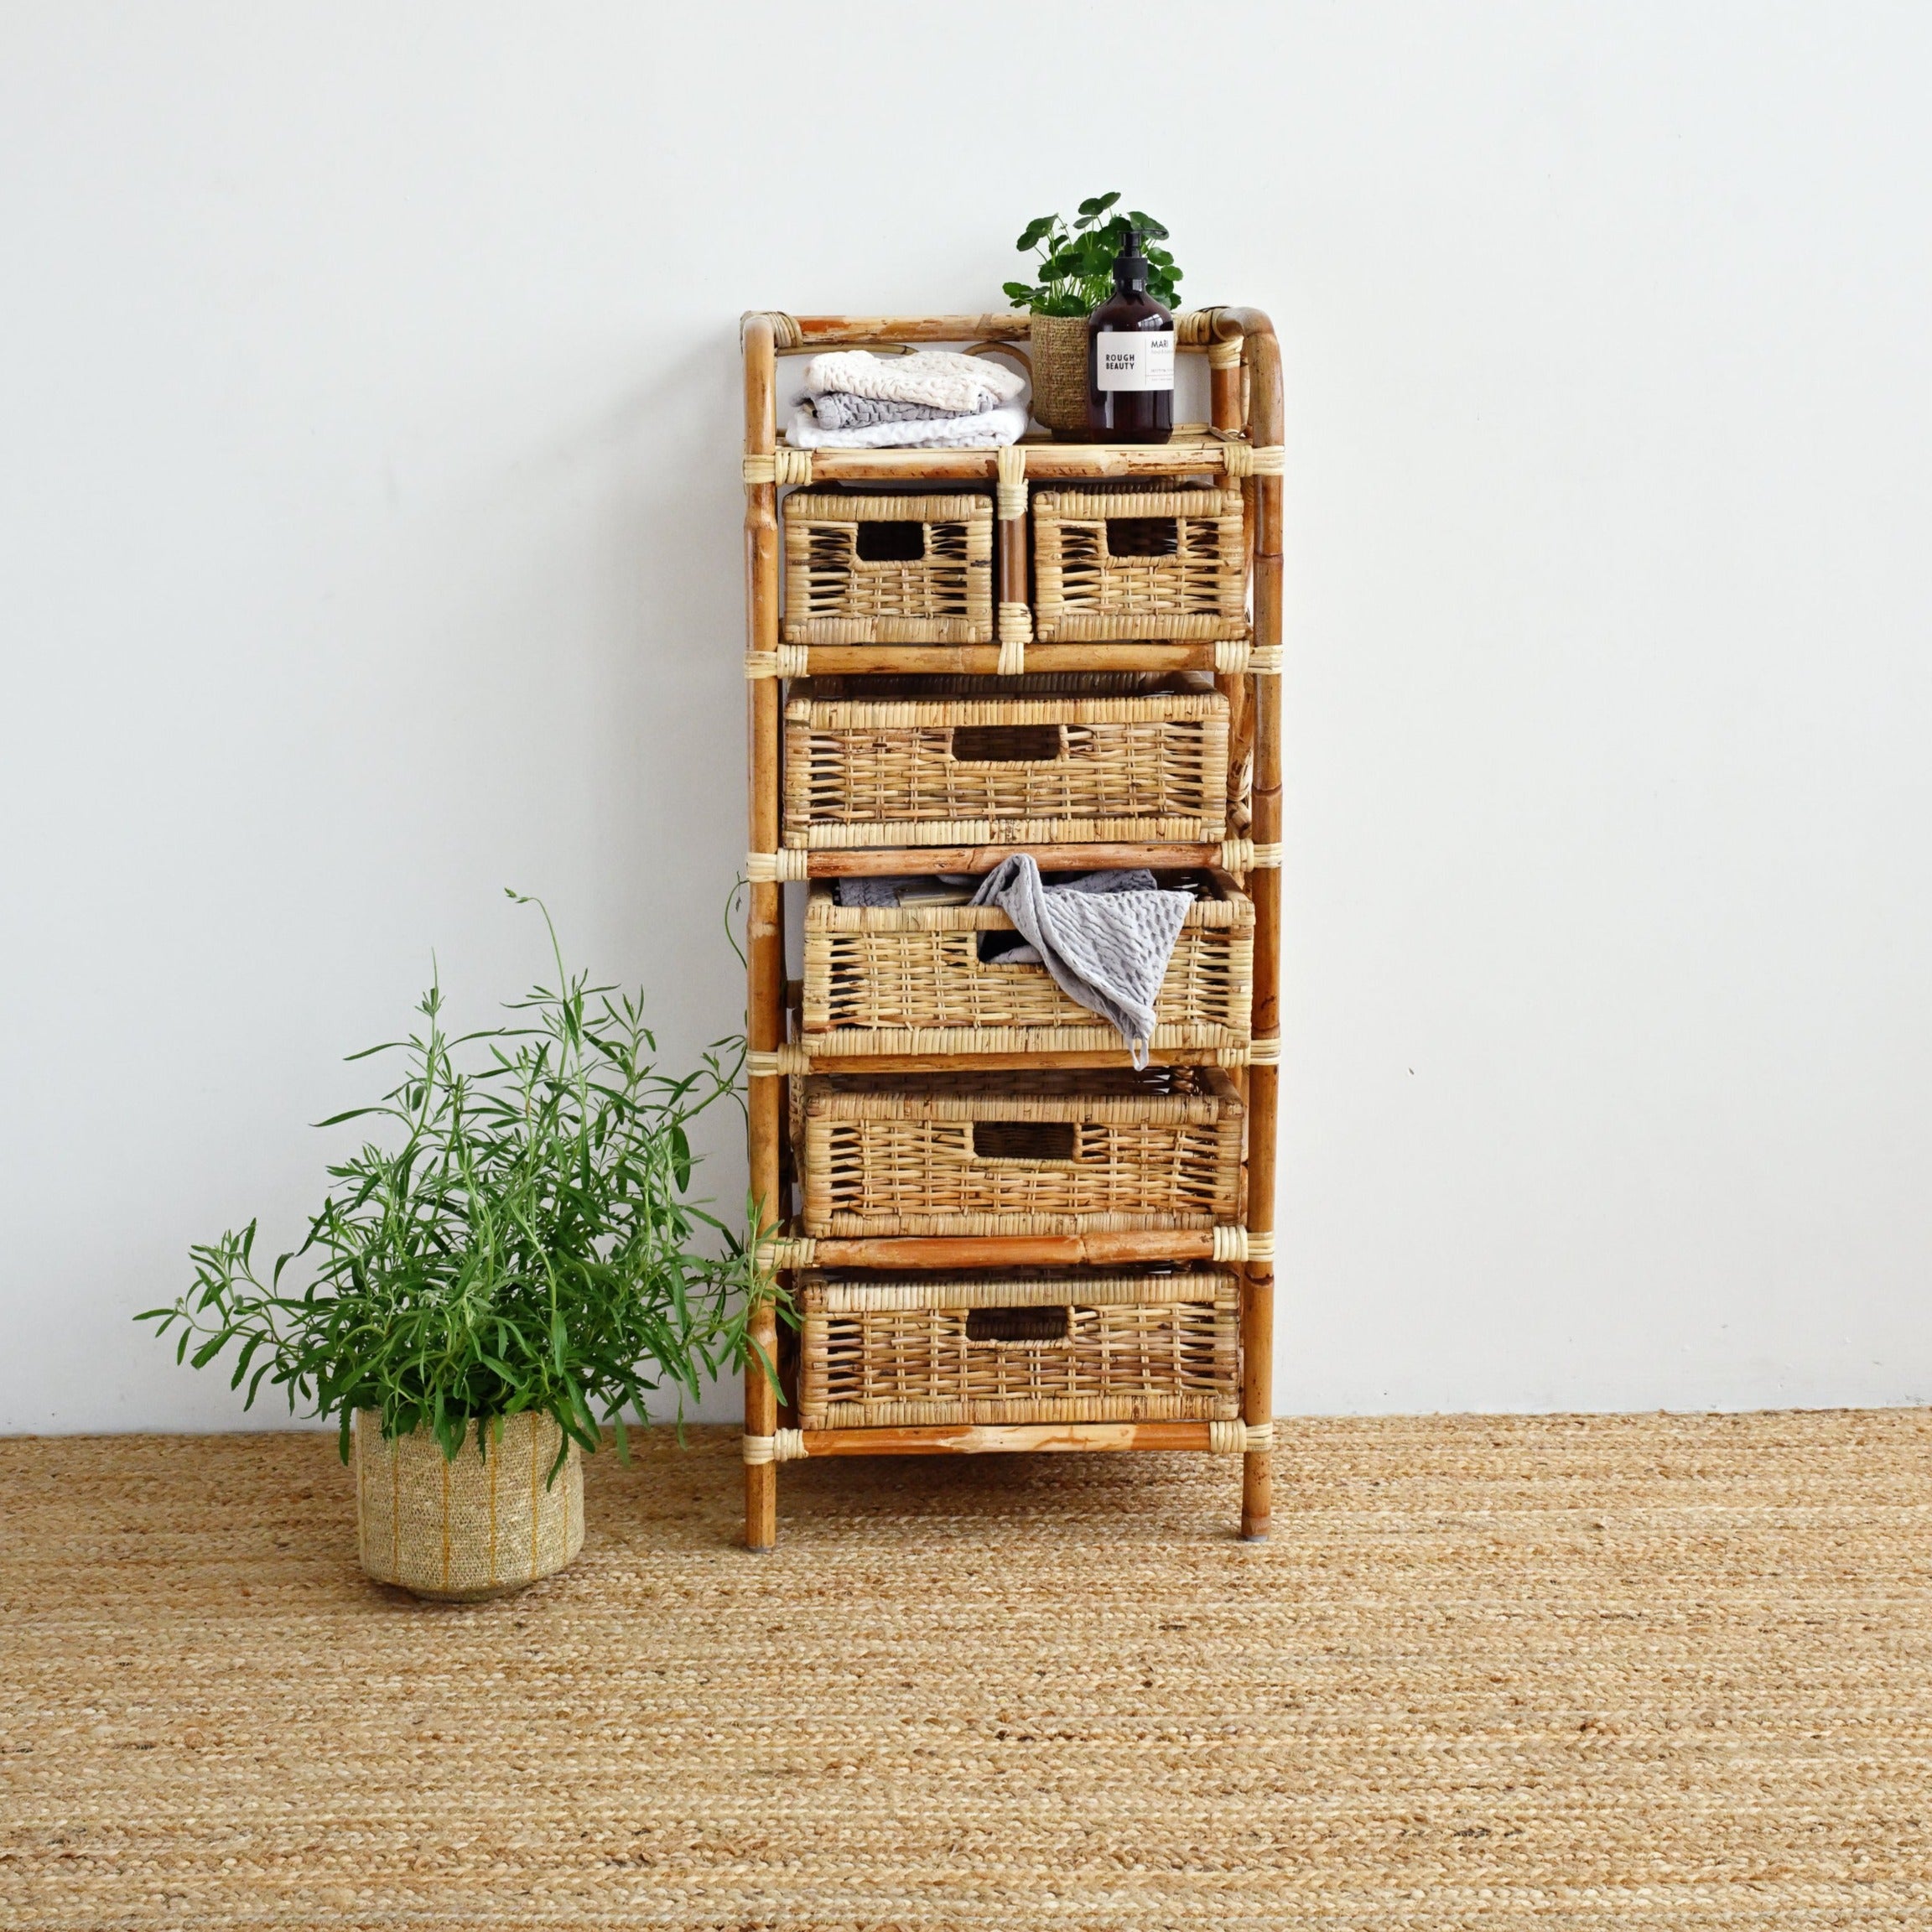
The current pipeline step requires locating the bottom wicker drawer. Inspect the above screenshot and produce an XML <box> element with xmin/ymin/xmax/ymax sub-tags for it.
<box><xmin>796</xmin><ymin>1269</ymin><xmax>1242</xmax><ymax>1430</ymax></box>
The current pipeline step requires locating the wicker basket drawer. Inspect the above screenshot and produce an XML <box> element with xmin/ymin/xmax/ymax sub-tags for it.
<box><xmin>795</xmin><ymin>1067</ymin><xmax>1245</xmax><ymax>1239</ymax></box>
<box><xmin>782</xmin><ymin>489</ymin><xmax>995</xmax><ymax>644</ymax></box>
<box><xmin>796</xmin><ymin>1269</ymin><xmax>1242</xmax><ymax>1429</ymax></box>
<box><xmin>782</xmin><ymin>674</ymin><xmax>1229</xmax><ymax>851</ymax></box>
<box><xmin>801</xmin><ymin>871</ymin><xmax>1254</xmax><ymax>1060</ymax></box>
<box><xmin>1032</xmin><ymin>485</ymin><xmax>1248</xmax><ymax>641</ymax></box>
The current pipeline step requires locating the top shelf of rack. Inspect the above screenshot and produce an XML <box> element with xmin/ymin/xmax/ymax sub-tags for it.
<box><xmin>740</xmin><ymin>309</ymin><xmax>1284</xmax><ymax>480</ymax></box>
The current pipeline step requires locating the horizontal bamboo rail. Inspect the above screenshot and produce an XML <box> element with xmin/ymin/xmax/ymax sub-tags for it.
<box><xmin>799</xmin><ymin>444</ymin><xmax>1256</xmax><ymax>484</ymax></box>
<box><xmin>779</xmin><ymin>842</ymin><xmax>1241</xmax><ymax>878</ymax></box>
<box><xmin>775</xmin><ymin>1047</ymin><xmax>1233</xmax><ymax>1076</ymax></box>
<box><xmin>773</xmin><ymin>1228</ymin><xmax>1256</xmax><ymax>1270</ymax></box>
<box><xmin>769</xmin><ymin>643</ymin><xmax>1254</xmax><ymax>678</ymax></box>
<box><xmin>792</xmin><ymin>1420</ymin><xmax>1230</xmax><ymax>1457</ymax></box>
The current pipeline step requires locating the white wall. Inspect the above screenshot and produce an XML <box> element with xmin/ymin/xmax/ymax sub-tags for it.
<box><xmin>4</xmin><ymin>3</ymin><xmax>1929</xmax><ymax>1431</ymax></box>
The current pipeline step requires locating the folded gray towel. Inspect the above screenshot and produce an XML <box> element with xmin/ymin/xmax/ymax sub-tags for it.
<box><xmin>969</xmin><ymin>857</ymin><xmax>1192</xmax><ymax>1067</ymax></box>
<box><xmin>804</xmin><ymin>393</ymin><xmax>965</xmax><ymax>430</ymax></box>
<box><xmin>834</xmin><ymin>874</ymin><xmax>977</xmax><ymax>909</ymax></box>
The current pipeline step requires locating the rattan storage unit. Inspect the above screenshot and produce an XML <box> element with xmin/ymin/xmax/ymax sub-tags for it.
<box><xmin>741</xmin><ymin>306</ymin><xmax>1284</xmax><ymax>1545</ymax></box>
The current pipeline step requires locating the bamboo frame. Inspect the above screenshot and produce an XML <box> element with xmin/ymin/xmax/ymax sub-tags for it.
<box><xmin>789</xmin><ymin>1420</ymin><xmax>1245</xmax><ymax>1456</ymax></box>
<box><xmin>742</xmin><ymin>306</ymin><xmax>1281</xmax><ymax>1547</ymax></box>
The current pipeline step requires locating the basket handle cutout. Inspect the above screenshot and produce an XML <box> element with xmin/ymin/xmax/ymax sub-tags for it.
<box><xmin>1105</xmin><ymin>517</ymin><xmax>1180</xmax><ymax>559</ymax></box>
<box><xmin>971</xmin><ymin>1119</ymin><xmax>1078</xmax><ymax>1163</ymax></box>
<box><xmin>964</xmin><ymin>1304</ymin><xmax>1071</xmax><ymax>1345</ymax></box>
<box><xmin>854</xmin><ymin>520</ymin><xmax>927</xmax><ymax>564</ymax></box>
<box><xmin>950</xmin><ymin>724</ymin><xmax>1064</xmax><ymax>764</ymax></box>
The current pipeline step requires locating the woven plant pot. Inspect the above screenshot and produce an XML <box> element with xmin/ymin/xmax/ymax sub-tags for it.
<box><xmin>1029</xmin><ymin>314</ymin><xmax>1092</xmax><ymax>440</ymax></box>
<box><xmin>352</xmin><ymin>1410</ymin><xmax>584</xmax><ymax>1602</ymax></box>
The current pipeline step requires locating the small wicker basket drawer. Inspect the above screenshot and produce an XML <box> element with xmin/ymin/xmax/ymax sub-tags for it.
<box><xmin>782</xmin><ymin>675</ymin><xmax>1229</xmax><ymax>851</ymax></box>
<box><xmin>795</xmin><ymin>1067</ymin><xmax>1245</xmax><ymax>1239</ymax></box>
<box><xmin>801</xmin><ymin>871</ymin><xmax>1254</xmax><ymax>1060</ymax></box>
<box><xmin>796</xmin><ymin>1269</ymin><xmax>1243</xmax><ymax>1429</ymax></box>
<box><xmin>782</xmin><ymin>489</ymin><xmax>994</xmax><ymax>644</ymax></box>
<box><xmin>1032</xmin><ymin>485</ymin><xmax>1248</xmax><ymax>641</ymax></box>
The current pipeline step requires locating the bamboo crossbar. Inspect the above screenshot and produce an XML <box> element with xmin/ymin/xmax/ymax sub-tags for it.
<box><xmin>766</xmin><ymin>1228</ymin><xmax>1266</xmax><ymax>1270</ymax></box>
<box><xmin>793</xmin><ymin>441</ymin><xmax>1271</xmax><ymax>485</ymax></box>
<box><xmin>761</xmin><ymin>643</ymin><xmax>1279</xmax><ymax>678</ymax></box>
<box><xmin>775</xmin><ymin>842</ymin><xmax>1268</xmax><ymax>877</ymax></box>
<box><xmin>741</xmin><ymin>304</ymin><xmax>1282</xmax><ymax>1544</ymax></box>
<box><xmin>777</xmin><ymin>1420</ymin><xmax>1249</xmax><ymax>1456</ymax></box>
<box><xmin>743</xmin><ymin>311</ymin><xmax>1263</xmax><ymax>353</ymax></box>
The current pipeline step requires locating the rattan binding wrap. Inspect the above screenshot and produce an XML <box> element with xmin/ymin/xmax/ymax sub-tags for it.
<box><xmin>782</xmin><ymin>674</ymin><xmax>1230</xmax><ymax>850</ymax></box>
<box><xmin>795</xmin><ymin>1067</ymin><xmax>1245</xmax><ymax>1239</ymax></box>
<box><xmin>782</xmin><ymin>490</ymin><xmax>994</xmax><ymax>644</ymax></box>
<box><xmin>1033</xmin><ymin>485</ymin><xmax>1249</xmax><ymax>641</ymax></box>
<box><xmin>801</xmin><ymin>871</ymin><xmax>1254</xmax><ymax>1059</ymax></box>
<box><xmin>797</xmin><ymin>1269</ymin><xmax>1242</xmax><ymax>1429</ymax></box>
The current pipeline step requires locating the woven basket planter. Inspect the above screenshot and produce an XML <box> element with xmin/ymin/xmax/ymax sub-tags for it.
<box><xmin>795</xmin><ymin>1067</ymin><xmax>1245</xmax><ymax>1239</ymax></box>
<box><xmin>800</xmin><ymin>871</ymin><xmax>1254</xmax><ymax>1061</ymax></box>
<box><xmin>782</xmin><ymin>674</ymin><xmax>1229</xmax><ymax>851</ymax></box>
<box><xmin>353</xmin><ymin>1410</ymin><xmax>584</xmax><ymax>1602</ymax></box>
<box><xmin>1029</xmin><ymin>314</ymin><xmax>1092</xmax><ymax>439</ymax></box>
<box><xmin>797</xmin><ymin>1268</ymin><xmax>1242</xmax><ymax>1429</ymax></box>
<box><xmin>1033</xmin><ymin>485</ymin><xmax>1249</xmax><ymax>641</ymax></box>
<box><xmin>781</xmin><ymin>489</ymin><xmax>995</xmax><ymax>644</ymax></box>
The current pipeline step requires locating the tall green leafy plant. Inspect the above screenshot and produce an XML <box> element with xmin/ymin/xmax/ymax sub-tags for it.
<box><xmin>1004</xmin><ymin>193</ymin><xmax>1182</xmax><ymax>317</ymax></box>
<box><xmin>139</xmin><ymin>893</ymin><xmax>774</xmax><ymax>1473</ymax></box>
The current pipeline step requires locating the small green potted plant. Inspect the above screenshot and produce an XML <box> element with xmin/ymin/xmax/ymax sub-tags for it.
<box><xmin>141</xmin><ymin>893</ymin><xmax>772</xmax><ymax>1601</ymax></box>
<box><xmin>1005</xmin><ymin>193</ymin><xmax>1182</xmax><ymax>438</ymax></box>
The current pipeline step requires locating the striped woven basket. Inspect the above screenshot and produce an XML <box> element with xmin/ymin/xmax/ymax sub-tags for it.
<box><xmin>1032</xmin><ymin>484</ymin><xmax>1249</xmax><ymax>641</ymax></box>
<box><xmin>797</xmin><ymin>1267</ymin><xmax>1242</xmax><ymax>1429</ymax></box>
<box><xmin>800</xmin><ymin>870</ymin><xmax>1254</xmax><ymax>1061</ymax></box>
<box><xmin>353</xmin><ymin>1410</ymin><xmax>584</xmax><ymax>1602</ymax></box>
<box><xmin>795</xmin><ymin>1067</ymin><xmax>1246</xmax><ymax>1239</ymax></box>
<box><xmin>782</xmin><ymin>674</ymin><xmax>1230</xmax><ymax>851</ymax></box>
<box><xmin>782</xmin><ymin>489</ymin><xmax>995</xmax><ymax>644</ymax></box>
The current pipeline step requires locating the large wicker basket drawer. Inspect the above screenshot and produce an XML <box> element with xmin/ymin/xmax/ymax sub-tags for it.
<box><xmin>782</xmin><ymin>675</ymin><xmax>1230</xmax><ymax>851</ymax></box>
<box><xmin>1032</xmin><ymin>484</ymin><xmax>1248</xmax><ymax>641</ymax></box>
<box><xmin>782</xmin><ymin>489</ymin><xmax>994</xmax><ymax>644</ymax></box>
<box><xmin>796</xmin><ymin>1269</ymin><xmax>1242</xmax><ymax>1429</ymax></box>
<box><xmin>795</xmin><ymin>1067</ymin><xmax>1245</xmax><ymax>1239</ymax></box>
<box><xmin>801</xmin><ymin>871</ymin><xmax>1254</xmax><ymax>1060</ymax></box>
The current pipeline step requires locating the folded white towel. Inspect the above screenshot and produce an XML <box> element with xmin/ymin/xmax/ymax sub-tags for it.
<box><xmin>787</xmin><ymin>397</ymin><xmax>1029</xmax><ymax>450</ymax></box>
<box><xmin>801</xmin><ymin>350</ymin><xmax>1027</xmax><ymax>416</ymax></box>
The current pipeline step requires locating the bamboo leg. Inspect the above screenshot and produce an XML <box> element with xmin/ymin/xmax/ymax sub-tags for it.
<box><xmin>1241</xmin><ymin>323</ymin><xmax>1285</xmax><ymax>1541</ymax></box>
<box><xmin>743</xmin><ymin>315</ymin><xmax>782</xmax><ymax>1551</ymax></box>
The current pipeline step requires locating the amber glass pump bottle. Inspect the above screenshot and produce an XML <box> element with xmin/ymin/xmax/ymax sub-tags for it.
<box><xmin>1086</xmin><ymin>229</ymin><xmax>1175</xmax><ymax>443</ymax></box>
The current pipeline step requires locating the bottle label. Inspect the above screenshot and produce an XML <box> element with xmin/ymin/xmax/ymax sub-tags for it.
<box><xmin>1095</xmin><ymin>330</ymin><xmax>1175</xmax><ymax>392</ymax></box>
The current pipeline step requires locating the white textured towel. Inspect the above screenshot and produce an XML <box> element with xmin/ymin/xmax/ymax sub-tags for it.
<box><xmin>968</xmin><ymin>858</ymin><xmax>1192</xmax><ymax>1068</ymax></box>
<box><xmin>787</xmin><ymin>397</ymin><xmax>1028</xmax><ymax>450</ymax></box>
<box><xmin>801</xmin><ymin>349</ymin><xmax>1027</xmax><ymax>415</ymax></box>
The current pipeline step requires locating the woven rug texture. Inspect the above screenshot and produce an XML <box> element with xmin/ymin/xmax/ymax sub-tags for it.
<box><xmin>2</xmin><ymin>1412</ymin><xmax>1929</xmax><ymax>1929</ymax></box>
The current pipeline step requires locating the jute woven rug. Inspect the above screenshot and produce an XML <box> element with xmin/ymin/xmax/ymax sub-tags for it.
<box><xmin>3</xmin><ymin>1413</ymin><xmax>1929</xmax><ymax>1929</ymax></box>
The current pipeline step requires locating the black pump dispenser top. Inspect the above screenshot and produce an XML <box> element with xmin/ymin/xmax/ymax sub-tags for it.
<box><xmin>1114</xmin><ymin>228</ymin><xmax>1150</xmax><ymax>291</ymax></box>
